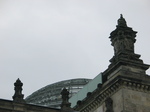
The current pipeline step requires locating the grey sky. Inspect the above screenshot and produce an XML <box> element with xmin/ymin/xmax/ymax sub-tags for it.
<box><xmin>0</xmin><ymin>0</ymin><xmax>150</xmax><ymax>100</ymax></box>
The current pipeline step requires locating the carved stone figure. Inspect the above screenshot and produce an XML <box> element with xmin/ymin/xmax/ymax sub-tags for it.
<box><xmin>109</xmin><ymin>14</ymin><xmax>140</xmax><ymax>64</ymax></box>
<box><xmin>61</xmin><ymin>87</ymin><xmax>69</xmax><ymax>103</ymax></box>
<box><xmin>105</xmin><ymin>97</ymin><xmax>114</xmax><ymax>112</ymax></box>
<box><xmin>60</xmin><ymin>87</ymin><xmax>73</xmax><ymax>111</ymax></box>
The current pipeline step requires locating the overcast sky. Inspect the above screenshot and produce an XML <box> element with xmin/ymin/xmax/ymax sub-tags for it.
<box><xmin>0</xmin><ymin>0</ymin><xmax>150</xmax><ymax>100</ymax></box>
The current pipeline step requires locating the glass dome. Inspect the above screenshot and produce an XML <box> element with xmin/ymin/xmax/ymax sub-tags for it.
<box><xmin>25</xmin><ymin>78</ymin><xmax>91</xmax><ymax>108</ymax></box>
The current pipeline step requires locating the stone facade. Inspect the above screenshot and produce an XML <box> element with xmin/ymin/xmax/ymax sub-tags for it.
<box><xmin>0</xmin><ymin>79</ymin><xmax>76</xmax><ymax>112</ymax></box>
<box><xmin>73</xmin><ymin>15</ymin><xmax>150</xmax><ymax>112</ymax></box>
<box><xmin>92</xmin><ymin>88</ymin><xmax>150</xmax><ymax>112</ymax></box>
<box><xmin>123</xmin><ymin>89</ymin><xmax>150</xmax><ymax>112</ymax></box>
<box><xmin>74</xmin><ymin>74</ymin><xmax>150</xmax><ymax>112</ymax></box>
<box><xmin>0</xmin><ymin>99</ymin><xmax>60</xmax><ymax>112</ymax></box>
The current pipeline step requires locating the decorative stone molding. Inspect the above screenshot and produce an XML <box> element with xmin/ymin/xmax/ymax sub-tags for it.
<box><xmin>74</xmin><ymin>76</ymin><xmax>150</xmax><ymax>112</ymax></box>
<box><xmin>73</xmin><ymin>15</ymin><xmax>150</xmax><ymax>112</ymax></box>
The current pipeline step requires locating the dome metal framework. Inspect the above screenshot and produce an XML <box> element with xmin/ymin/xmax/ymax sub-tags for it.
<box><xmin>25</xmin><ymin>78</ymin><xmax>91</xmax><ymax>108</ymax></box>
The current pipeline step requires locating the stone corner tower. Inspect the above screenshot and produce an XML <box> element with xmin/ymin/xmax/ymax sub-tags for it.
<box><xmin>102</xmin><ymin>14</ymin><xmax>149</xmax><ymax>83</ymax></box>
<box><xmin>73</xmin><ymin>15</ymin><xmax>150</xmax><ymax>112</ymax></box>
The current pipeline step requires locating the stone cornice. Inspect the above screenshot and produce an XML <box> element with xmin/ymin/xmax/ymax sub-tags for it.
<box><xmin>102</xmin><ymin>60</ymin><xmax>149</xmax><ymax>83</ymax></box>
<box><xmin>74</xmin><ymin>75</ymin><xmax>150</xmax><ymax>112</ymax></box>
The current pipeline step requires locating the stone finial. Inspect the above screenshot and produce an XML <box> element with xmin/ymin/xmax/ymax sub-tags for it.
<box><xmin>109</xmin><ymin>14</ymin><xmax>141</xmax><ymax>64</ymax></box>
<box><xmin>102</xmin><ymin>15</ymin><xmax>149</xmax><ymax>83</ymax></box>
<box><xmin>12</xmin><ymin>78</ymin><xmax>25</xmax><ymax>103</ymax></box>
<box><xmin>61</xmin><ymin>88</ymin><xmax>73</xmax><ymax>111</ymax></box>
<box><xmin>117</xmin><ymin>14</ymin><xmax>127</xmax><ymax>27</ymax></box>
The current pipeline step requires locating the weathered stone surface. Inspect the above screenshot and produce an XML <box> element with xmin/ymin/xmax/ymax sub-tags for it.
<box><xmin>0</xmin><ymin>99</ymin><xmax>60</xmax><ymax>112</ymax></box>
<box><xmin>123</xmin><ymin>89</ymin><xmax>150</xmax><ymax>112</ymax></box>
<box><xmin>12</xmin><ymin>78</ymin><xmax>25</xmax><ymax>103</ymax></box>
<box><xmin>102</xmin><ymin>14</ymin><xmax>149</xmax><ymax>83</ymax></box>
<box><xmin>93</xmin><ymin>104</ymin><xmax>104</xmax><ymax>112</ymax></box>
<box><xmin>82</xmin><ymin>84</ymin><xmax>150</xmax><ymax>112</ymax></box>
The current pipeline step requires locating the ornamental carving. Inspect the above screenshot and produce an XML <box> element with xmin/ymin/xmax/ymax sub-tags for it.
<box><xmin>12</xmin><ymin>78</ymin><xmax>25</xmax><ymax>103</ymax></box>
<box><xmin>109</xmin><ymin>14</ymin><xmax>137</xmax><ymax>56</ymax></box>
<box><xmin>105</xmin><ymin>97</ymin><xmax>114</xmax><ymax>112</ymax></box>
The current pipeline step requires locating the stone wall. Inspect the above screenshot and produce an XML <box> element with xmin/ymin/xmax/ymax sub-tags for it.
<box><xmin>0</xmin><ymin>99</ymin><xmax>60</xmax><ymax>112</ymax></box>
<box><xmin>92</xmin><ymin>87</ymin><xmax>150</xmax><ymax>112</ymax></box>
<box><xmin>123</xmin><ymin>88</ymin><xmax>150</xmax><ymax>112</ymax></box>
<box><xmin>93</xmin><ymin>88</ymin><xmax>123</xmax><ymax>112</ymax></box>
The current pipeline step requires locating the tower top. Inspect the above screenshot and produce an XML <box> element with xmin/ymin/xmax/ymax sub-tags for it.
<box><xmin>117</xmin><ymin>14</ymin><xmax>127</xmax><ymax>27</ymax></box>
<box><xmin>12</xmin><ymin>78</ymin><xmax>25</xmax><ymax>103</ymax></box>
<box><xmin>102</xmin><ymin>15</ymin><xmax>149</xmax><ymax>82</ymax></box>
<box><xmin>109</xmin><ymin>14</ymin><xmax>137</xmax><ymax>57</ymax></box>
